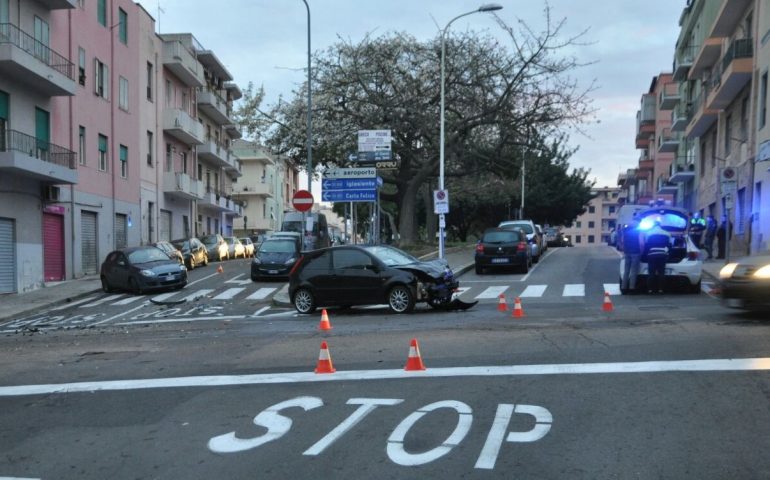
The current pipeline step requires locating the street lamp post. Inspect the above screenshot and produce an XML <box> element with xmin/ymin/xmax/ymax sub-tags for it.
<box><xmin>302</xmin><ymin>0</ymin><xmax>312</xmax><ymax>191</ymax></box>
<box><xmin>438</xmin><ymin>3</ymin><xmax>502</xmax><ymax>259</ymax></box>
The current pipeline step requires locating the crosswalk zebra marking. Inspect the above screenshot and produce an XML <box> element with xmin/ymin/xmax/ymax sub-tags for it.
<box><xmin>180</xmin><ymin>289</ymin><xmax>214</xmax><ymax>302</ymax></box>
<box><xmin>81</xmin><ymin>294</ymin><xmax>124</xmax><ymax>308</ymax></box>
<box><xmin>562</xmin><ymin>284</ymin><xmax>585</xmax><ymax>297</ymax></box>
<box><xmin>50</xmin><ymin>295</ymin><xmax>98</xmax><ymax>310</ymax></box>
<box><xmin>520</xmin><ymin>285</ymin><xmax>547</xmax><ymax>297</ymax></box>
<box><xmin>603</xmin><ymin>283</ymin><xmax>621</xmax><ymax>296</ymax></box>
<box><xmin>111</xmin><ymin>295</ymin><xmax>145</xmax><ymax>306</ymax></box>
<box><xmin>151</xmin><ymin>292</ymin><xmax>179</xmax><ymax>303</ymax></box>
<box><xmin>246</xmin><ymin>287</ymin><xmax>277</xmax><ymax>300</ymax></box>
<box><xmin>475</xmin><ymin>286</ymin><xmax>509</xmax><ymax>299</ymax></box>
<box><xmin>212</xmin><ymin>288</ymin><xmax>245</xmax><ymax>300</ymax></box>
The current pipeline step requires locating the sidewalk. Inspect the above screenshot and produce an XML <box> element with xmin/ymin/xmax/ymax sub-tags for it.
<box><xmin>0</xmin><ymin>275</ymin><xmax>102</xmax><ymax>323</ymax></box>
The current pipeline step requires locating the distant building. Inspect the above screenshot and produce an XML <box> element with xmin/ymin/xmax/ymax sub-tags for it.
<box><xmin>561</xmin><ymin>187</ymin><xmax>621</xmax><ymax>247</ymax></box>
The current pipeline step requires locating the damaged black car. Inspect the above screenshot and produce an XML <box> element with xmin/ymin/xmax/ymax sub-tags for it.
<box><xmin>288</xmin><ymin>245</ymin><xmax>473</xmax><ymax>314</ymax></box>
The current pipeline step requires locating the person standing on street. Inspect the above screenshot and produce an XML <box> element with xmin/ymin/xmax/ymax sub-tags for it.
<box><xmin>689</xmin><ymin>212</ymin><xmax>706</xmax><ymax>248</ymax></box>
<box><xmin>643</xmin><ymin>220</ymin><xmax>672</xmax><ymax>294</ymax></box>
<box><xmin>704</xmin><ymin>214</ymin><xmax>717</xmax><ymax>260</ymax></box>
<box><xmin>621</xmin><ymin>220</ymin><xmax>644</xmax><ymax>294</ymax></box>
<box><xmin>716</xmin><ymin>215</ymin><xmax>733</xmax><ymax>259</ymax></box>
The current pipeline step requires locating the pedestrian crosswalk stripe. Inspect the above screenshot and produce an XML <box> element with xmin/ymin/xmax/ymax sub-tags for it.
<box><xmin>180</xmin><ymin>289</ymin><xmax>214</xmax><ymax>302</ymax></box>
<box><xmin>563</xmin><ymin>284</ymin><xmax>585</xmax><ymax>297</ymax></box>
<box><xmin>246</xmin><ymin>287</ymin><xmax>277</xmax><ymax>300</ymax></box>
<box><xmin>112</xmin><ymin>295</ymin><xmax>145</xmax><ymax>306</ymax></box>
<box><xmin>212</xmin><ymin>288</ymin><xmax>245</xmax><ymax>300</ymax></box>
<box><xmin>475</xmin><ymin>286</ymin><xmax>509</xmax><ymax>299</ymax></box>
<box><xmin>81</xmin><ymin>294</ymin><xmax>124</xmax><ymax>308</ymax></box>
<box><xmin>453</xmin><ymin>287</ymin><xmax>471</xmax><ymax>296</ymax></box>
<box><xmin>150</xmin><ymin>292</ymin><xmax>178</xmax><ymax>302</ymax></box>
<box><xmin>51</xmin><ymin>295</ymin><xmax>98</xmax><ymax>310</ymax></box>
<box><xmin>520</xmin><ymin>285</ymin><xmax>547</xmax><ymax>297</ymax></box>
<box><xmin>603</xmin><ymin>283</ymin><xmax>621</xmax><ymax>295</ymax></box>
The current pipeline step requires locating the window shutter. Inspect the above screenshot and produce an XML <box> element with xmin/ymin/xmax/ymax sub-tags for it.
<box><xmin>94</xmin><ymin>58</ymin><xmax>99</xmax><ymax>95</ymax></box>
<box><xmin>104</xmin><ymin>64</ymin><xmax>109</xmax><ymax>100</ymax></box>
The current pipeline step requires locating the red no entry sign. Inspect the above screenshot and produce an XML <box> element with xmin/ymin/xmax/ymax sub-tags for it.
<box><xmin>292</xmin><ymin>189</ymin><xmax>314</xmax><ymax>212</ymax></box>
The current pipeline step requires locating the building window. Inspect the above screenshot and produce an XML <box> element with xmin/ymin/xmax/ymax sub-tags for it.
<box><xmin>97</xmin><ymin>0</ymin><xmax>106</xmax><ymax>26</ymax></box>
<box><xmin>576</xmin><ymin>221</ymin><xmax>582</xmax><ymax>228</ymax></box>
<box><xmin>588</xmin><ymin>235</ymin><xmax>595</xmax><ymax>243</ymax></box>
<box><xmin>761</xmin><ymin>72</ymin><xmax>768</xmax><ymax>129</ymax></box>
<box><xmin>146</xmin><ymin>62</ymin><xmax>153</xmax><ymax>101</ymax></box>
<box><xmin>588</xmin><ymin>206</ymin><xmax>595</xmax><ymax>213</ymax></box>
<box><xmin>165</xmin><ymin>143</ymin><xmax>172</xmax><ymax>172</ymax></box>
<box><xmin>119</xmin><ymin>144</ymin><xmax>128</xmax><ymax>178</ymax></box>
<box><xmin>724</xmin><ymin>113</ymin><xmax>732</xmax><ymax>155</ymax></box>
<box><xmin>98</xmin><ymin>134</ymin><xmax>108</xmax><ymax>171</ymax></box>
<box><xmin>181</xmin><ymin>151</ymin><xmax>187</xmax><ymax>174</ymax></box>
<box><xmin>0</xmin><ymin>0</ymin><xmax>9</xmax><ymax>22</ymax></box>
<box><xmin>146</xmin><ymin>131</ymin><xmax>153</xmax><ymax>166</ymax></box>
<box><xmin>119</xmin><ymin>76</ymin><xmax>128</xmax><ymax>111</ymax></box>
<box><xmin>609</xmin><ymin>206</ymin><xmax>615</xmax><ymax>214</ymax></box>
<box><xmin>710</xmin><ymin>130</ymin><xmax>717</xmax><ymax>168</ymax></box>
<box><xmin>78</xmin><ymin>47</ymin><xmax>86</xmax><ymax>86</ymax></box>
<box><xmin>94</xmin><ymin>59</ymin><xmax>109</xmax><ymax>99</ymax></box>
<box><xmin>118</xmin><ymin>8</ymin><xmax>127</xmax><ymax>44</ymax></box>
<box><xmin>78</xmin><ymin>126</ymin><xmax>86</xmax><ymax>165</ymax></box>
<box><xmin>165</xmin><ymin>80</ymin><xmax>172</xmax><ymax>107</ymax></box>
<box><xmin>588</xmin><ymin>221</ymin><xmax>595</xmax><ymax>228</ymax></box>
<box><xmin>575</xmin><ymin>235</ymin><xmax>582</xmax><ymax>244</ymax></box>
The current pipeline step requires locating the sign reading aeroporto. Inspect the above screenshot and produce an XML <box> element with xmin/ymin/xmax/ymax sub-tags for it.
<box><xmin>292</xmin><ymin>189</ymin><xmax>314</xmax><ymax>212</ymax></box>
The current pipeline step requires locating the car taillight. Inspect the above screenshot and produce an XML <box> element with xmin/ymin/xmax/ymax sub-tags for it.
<box><xmin>288</xmin><ymin>256</ymin><xmax>304</xmax><ymax>276</ymax></box>
<box><xmin>517</xmin><ymin>242</ymin><xmax>528</xmax><ymax>252</ymax></box>
<box><xmin>475</xmin><ymin>244</ymin><xmax>484</xmax><ymax>253</ymax></box>
<box><xmin>687</xmin><ymin>251</ymin><xmax>699</xmax><ymax>261</ymax></box>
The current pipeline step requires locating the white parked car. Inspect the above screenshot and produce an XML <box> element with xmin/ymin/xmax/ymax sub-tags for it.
<box><xmin>618</xmin><ymin>206</ymin><xmax>702</xmax><ymax>294</ymax></box>
<box><xmin>239</xmin><ymin>237</ymin><xmax>255</xmax><ymax>257</ymax></box>
<box><xmin>498</xmin><ymin>219</ymin><xmax>542</xmax><ymax>263</ymax></box>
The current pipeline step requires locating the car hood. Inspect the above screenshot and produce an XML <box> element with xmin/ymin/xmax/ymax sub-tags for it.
<box><xmin>134</xmin><ymin>261</ymin><xmax>182</xmax><ymax>274</ymax></box>
<box><xmin>256</xmin><ymin>252</ymin><xmax>295</xmax><ymax>264</ymax></box>
<box><xmin>731</xmin><ymin>254</ymin><xmax>770</xmax><ymax>267</ymax></box>
<box><xmin>394</xmin><ymin>258</ymin><xmax>450</xmax><ymax>278</ymax></box>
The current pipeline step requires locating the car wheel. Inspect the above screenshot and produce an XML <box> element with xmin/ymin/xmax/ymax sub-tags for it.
<box><xmin>251</xmin><ymin>273</ymin><xmax>259</xmax><ymax>282</ymax></box>
<box><xmin>475</xmin><ymin>264</ymin><xmax>483</xmax><ymax>275</ymax></box>
<box><xmin>520</xmin><ymin>261</ymin><xmax>528</xmax><ymax>274</ymax></box>
<box><xmin>688</xmin><ymin>280</ymin><xmax>702</xmax><ymax>294</ymax></box>
<box><xmin>128</xmin><ymin>277</ymin><xmax>143</xmax><ymax>295</ymax></box>
<box><xmin>293</xmin><ymin>288</ymin><xmax>316</xmax><ymax>314</ymax></box>
<box><xmin>203</xmin><ymin>254</ymin><xmax>209</xmax><ymax>266</ymax></box>
<box><xmin>100</xmin><ymin>275</ymin><xmax>112</xmax><ymax>293</ymax></box>
<box><xmin>388</xmin><ymin>284</ymin><xmax>415</xmax><ymax>314</ymax></box>
<box><xmin>533</xmin><ymin>254</ymin><xmax>540</xmax><ymax>264</ymax></box>
<box><xmin>189</xmin><ymin>256</ymin><xmax>196</xmax><ymax>270</ymax></box>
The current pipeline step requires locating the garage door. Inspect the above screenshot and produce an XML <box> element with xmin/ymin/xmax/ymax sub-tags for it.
<box><xmin>81</xmin><ymin>211</ymin><xmax>98</xmax><ymax>275</ymax></box>
<box><xmin>160</xmin><ymin>210</ymin><xmax>171</xmax><ymax>241</ymax></box>
<box><xmin>0</xmin><ymin>218</ymin><xmax>15</xmax><ymax>293</ymax></box>
<box><xmin>115</xmin><ymin>213</ymin><xmax>127</xmax><ymax>249</ymax></box>
<box><xmin>43</xmin><ymin>213</ymin><xmax>64</xmax><ymax>281</ymax></box>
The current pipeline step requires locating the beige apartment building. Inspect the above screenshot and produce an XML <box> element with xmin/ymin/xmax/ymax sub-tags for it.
<box><xmin>562</xmin><ymin>187</ymin><xmax>621</xmax><ymax>247</ymax></box>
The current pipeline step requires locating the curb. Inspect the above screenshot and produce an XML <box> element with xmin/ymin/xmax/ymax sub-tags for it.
<box><xmin>0</xmin><ymin>286</ymin><xmax>102</xmax><ymax>324</ymax></box>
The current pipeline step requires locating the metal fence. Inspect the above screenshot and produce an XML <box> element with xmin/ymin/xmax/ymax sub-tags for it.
<box><xmin>0</xmin><ymin>23</ymin><xmax>75</xmax><ymax>80</ymax></box>
<box><xmin>1</xmin><ymin>128</ymin><xmax>76</xmax><ymax>169</ymax></box>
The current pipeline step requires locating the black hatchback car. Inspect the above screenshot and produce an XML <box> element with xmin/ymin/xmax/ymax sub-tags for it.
<box><xmin>251</xmin><ymin>238</ymin><xmax>301</xmax><ymax>281</ymax></box>
<box><xmin>475</xmin><ymin>227</ymin><xmax>532</xmax><ymax>274</ymax></box>
<box><xmin>289</xmin><ymin>245</ymin><xmax>459</xmax><ymax>314</ymax></box>
<box><xmin>100</xmin><ymin>246</ymin><xmax>188</xmax><ymax>294</ymax></box>
<box><xmin>170</xmin><ymin>237</ymin><xmax>208</xmax><ymax>270</ymax></box>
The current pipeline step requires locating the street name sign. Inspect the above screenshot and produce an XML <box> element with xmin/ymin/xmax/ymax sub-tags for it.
<box><xmin>321</xmin><ymin>190</ymin><xmax>377</xmax><ymax>202</ymax></box>
<box><xmin>324</xmin><ymin>168</ymin><xmax>376</xmax><ymax>179</ymax></box>
<box><xmin>322</xmin><ymin>168</ymin><xmax>377</xmax><ymax>203</ymax></box>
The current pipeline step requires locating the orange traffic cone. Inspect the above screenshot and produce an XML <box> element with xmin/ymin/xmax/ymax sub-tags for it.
<box><xmin>216</xmin><ymin>264</ymin><xmax>224</xmax><ymax>274</ymax></box>
<box><xmin>512</xmin><ymin>297</ymin><xmax>525</xmax><ymax>318</ymax></box>
<box><xmin>602</xmin><ymin>292</ymin><xmax>613</xmax><ymax>312</ymax></box>
<box><xmin>318</xmin><ymin>309</ymin><xmax>332</xmax><ymax>331</ymax></box>
<box><xmin>404</xmin><ymin>338</ymin><xmax>426</xmax><ymax>371</ymax></box>
<box><xmin>497</xmin><ymin>294</ymin><xmax>508</xmax><ymax>312</ymax></box>
<box><xmin>314</xmin><ymin>341</ymin><xmax>336</xmax><ymax>374</ymax></box>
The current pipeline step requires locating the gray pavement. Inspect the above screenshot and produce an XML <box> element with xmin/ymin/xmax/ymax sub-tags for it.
<box><xmin>0</xmin><ymin>245</ymin><xmax>478</xmax><ymax>321</ymax></box>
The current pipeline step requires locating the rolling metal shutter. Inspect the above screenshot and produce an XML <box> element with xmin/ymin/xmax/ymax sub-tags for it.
<box><xmin>160</xmin><ymin>210</ymin><xmax>171</xmax><ymax>241</ymax></box>
<box><xmin>43</xmin><ymin>213</ymin><xmax>64</xmax><ymax>281</ymax></box>
<box><xmin>81</xmin><ymin>211</ymin><xmax>98</xmax><ymax>275</ymax></box>
<box><xmin>115</xmin><ymin>213</ymin><xmax>127</xmax><ymax>249</ymax></box>
<box><xmin>0</xmin><ymin>218</ymin><xmax>15</xmax><ymax>293</ymax></box>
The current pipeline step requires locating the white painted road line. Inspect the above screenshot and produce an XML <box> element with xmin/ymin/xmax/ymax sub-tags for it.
<box><xmin>80</xmin><ymin>294</ymin><xmax>124</xmax><ymax>308</ymax></box>
<box><xmin>3</xmin><ymin>358</ymin><xmax>770</xmax><ymax>396</ymax></box>
<box><xmin>246</xmin><ymin>287</ymin><xmax>277</xmax><ymax>300</ymax></box>
<box><xmin>50</xmin><ymin>295</ymin><xmax>99</xmax><ymax>310</ymax></box>
<box><xmin>180</xmin><ymin>289</ymin><xmax>214</xmax><ymax>302</ymax></box>
<box><xmin>212</xmin><ymin>288</ymin><xmax>245</xmax><ymax>300</ymax></box>
<box><xmin>562</xmin><ymin>284</ymin><xmax>585</xmax><ymax>297</ymax></box>
<box><xmin>93</xmin><ymin>302</ymin><xmax>149</xmax><ymax>325</ymax></box>
<box><xmin>252</xmin><ymin>306</ymin><xmax>270</xmax><ymax>316</ymax></box>
<box><xmin>603</xmin><ymin>283</ymin><xmax>621</xmax><ymax>296</ymax></box>
<box><xmin>520</xmin><ymin>285</ymin><xmax>547</xmax><ymax>298</ymax></box>
<box><xmin>115</xmin><ymin>315</ymin><xmax>246</xmax><ymax>326</ymax></box>
<box><xmin>151</xmin><ymin>292</ymin><xmax>178</xmax><ymax>302</ymax></box>
<box><xmin>111</xmin><ymin>295</ymin><xmax>145</xmax><ymax>306</ymax></box>
<box><xmin>453</xmin><ymin>287</ymin><xmax>471</xmax><ymax>296</ymax></box>
<box><xmin>475</xmin><ymin>286</ymin><xmax>509</xmax><ymax>299</ymax></box>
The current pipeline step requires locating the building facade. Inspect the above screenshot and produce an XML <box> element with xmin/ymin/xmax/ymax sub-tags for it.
<box><xmin>561</xmin><ymin>187</ymin><xmax>621</xmax><ymax>247</ymax></box>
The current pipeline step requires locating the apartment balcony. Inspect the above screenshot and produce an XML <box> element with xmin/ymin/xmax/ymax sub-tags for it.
<box><xmin>197</xmin><ymin>87</ymin><xmax>231</xmax><ymax>125</ymax></box>
<box><xmin>0</xmin><ymin>128</ymin><xmax>77</xmax><ymax>184</ymax></box>
<box><xmin>669</xmin><ymin>159</ymin><xmax>695</xmax><ymax>183</ymax></box>
<box><xmin>162</xmin><ymin>40</ymin><xmax>204</xmax><ymax>88</ymax></box>
<box><xmin>163</xmin><ymin>171</ymin><xmax>202</xmax><ymax>200</ymax></box>
<box><xmin>685</xmin><ymin>92</ymin><xmax>718</xmax><ymax>139</ymax></box>
<box><xmin>0</xmin><ymin>23</ymin><xmax>76</xmax><ymax>96</ymax></box>
<box><xmin>706</xmin><ymin>38</ymin><xmax>753</xmax><ymax>111</ymax></box>
<box><xmin>659</xmin><ymin>82</ymin><xmax>680</xmax><ymax>110</ymax></box>
<box><xmin>198</xmin><ymin>186</ymin><xmax>228</xmax><ymax>212</ymax></box>
<box><xmin>233</xmin><ymin>180</ymin><xmax>274</xmax><ymax>197</ymax></box>
<box><xmin>638</xmin><ymin>159</ymin><xmax>654</xmax><ymax>171</ymax></box>
<box><xmin>689</xmin><ymin>37</ymin><xmax>723</xmax><ymax>80</ymax></box>
<box><xmin>223</xmin><ymin>197</ymin><xmax>243</xmax><ymax>217</ymax></box>
<box><xmin>657</xmin><ymin>177</ymin><xmax>678</xmax><ymax>195</ymax></box>
<box><xmin>224</xmin><ymin>123</ymin><xmax>242</xmax><ymax>139</ymax></box>
<box><xmin>248</xmin><ymin>217</ymin><xmax>273</xmax><ymax>231</ymax></box>
<box><xmin>710</xmin><ymin>0</ymin><xmax>753</xmax><ymax>37</ymax></box>
<box><xmin>673</xmin><ymin>45</ymin><xmax>696</xmax><ymax>82</ymax></box>
<box><xmin>671</xmin><ymin>103</ymin><xmax>688</xmax><ymax>132</ymax></box>
<box><xmin>635</xmin><ymin>112</ymin><xmax>655</xmax><ymax>149</ymax></box>
<box><xmin>657</xmin><ymin>128</ymin><xmax>680</xmax><ymax>153</ymax></box>
<box><xmin>198</xmin><ymin>138</ymin><xmax>231</xmax><ymax>169</ymax></box>
<box><xmin>36</xmin><ymin>0</ymin><xmax>77</xmax><ymax>9</ymax></box>
<box><xmin>225</xmin><ymin>157</ymin><xmax>242</xmax><ymax>178</ymax></box>
<box><xmin>163</xmin><ymin>108</ymin><xmax>204</xmax><ymax>145</ymax></box>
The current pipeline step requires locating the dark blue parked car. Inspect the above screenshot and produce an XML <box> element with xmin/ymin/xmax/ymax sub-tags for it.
<box><xmin>100</xmin><ymin>246</ymin><xmax>187</xmax><ymax>294</ymax></box>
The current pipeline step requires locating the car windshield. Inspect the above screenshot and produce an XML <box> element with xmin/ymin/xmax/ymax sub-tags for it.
<box><xmin>281</xmin><ymin>221</ymin><xmax>303</xmax><ymax>233</ymax></box>
<box><xmin>171</xmin><ymin>240</ymin><xmax>188</xmax><ymax>250</ymax></box>
<box><xmin>224</xmin><ymin>237</ymin><xmax>236</xmax><ymax>244</ymax></box>
<box><xmin>128</xmin><ymin>248</ymin><xmax>170</xmax><ymax>264</ymax></box>
<box><xmin>239</xmin><ymin>238</ymin><xmax>249</xmax><ymax>244</ymax></box>
<box><xmin>259</xmin><ymin>240</ymin><xmax>296</xmax><ymax>254</ymax></box>
<box><xmin>364</xmin><ymin>246</ymin><xmax>418</xmax><ymax>266</ymax></box>
<box><xmin>483</xmin><ymin>231</ymin><xmax>519</xmax><ymax>243</ymax></box>
<box><xmin>200</xmin><ymin>235</ymin><xmax>219</xmax><ymax>246</ymax></box>
<box><xmin>501</xmin><ymin>222</ymin><xmax>534</xmax><ymax>234</ymax></box>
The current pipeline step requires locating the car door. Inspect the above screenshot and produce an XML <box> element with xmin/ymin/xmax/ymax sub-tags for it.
<box><xmin>299</xmin><ymin>250</ymin><xmax>334</xmax><ymax>303</ymax></box>
<box><xmin>111</xmin><ymin>252</ymin><xmax>132</xmax><ymax>289</ymax></box>
<box><xmin>332</xmin><ymin>249</ymin><xmax>383</xmax><ymax>305</ymax></box>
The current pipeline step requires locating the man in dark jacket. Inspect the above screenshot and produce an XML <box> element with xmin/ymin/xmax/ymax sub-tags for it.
<box><xmin>703</xmin><ymin>214</ymin><xmax>717</xmax><ymax>260</ymax></box>
<box><xmin>621</xmin><ymin>220</ymin><xmax>644</xmax><ymax>294</ymax></box>
<box><xmin>716</xmin><ymin>216</ymin><xmax>733</xmax><ymax>259</ymax></box>
<box><xmin>643</xmin><ymin>220</ymin><xmax>672</xmax><ymax>294</ymax></box>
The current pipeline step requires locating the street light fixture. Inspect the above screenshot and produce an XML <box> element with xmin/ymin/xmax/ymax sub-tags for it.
<box><xmin>438</xmin><ymin>3</ymin><xmax>502</xmax><ymax>259</ymax></box>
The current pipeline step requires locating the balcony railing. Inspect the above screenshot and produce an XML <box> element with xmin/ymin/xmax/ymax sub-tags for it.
<box><xmin>1</xmin><ymin>128</ymin><xmax>76</xmax><ymax>168</ymax></box>
<box><xmin>721</xmin><ymin>38</ymin><xmax>753</xmax><ymax>73</ymax></box>
<box><xmin>0</xmin><ymin>23</ymin><xmax>74</xmax><ymax>80</ymax></box>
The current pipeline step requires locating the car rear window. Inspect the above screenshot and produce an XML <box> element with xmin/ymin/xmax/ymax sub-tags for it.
<box><xmin>260</xmin><ymin>240</ymin><xmax>296</xmax><ymax>253</ymax></box>
<box><xmin>501</xmin><ymin>222</ymin><xmax>533</xmax><ymax>234</ymax></box>
<box><xmin>638</xmin><ymin>212</ymin><xmax>688</xmax><ymax>231</ymax></box>
<box><xmin>483</xmin><ymin>231</ymin><xmax>520</xmax><ymax>243</ymax></box>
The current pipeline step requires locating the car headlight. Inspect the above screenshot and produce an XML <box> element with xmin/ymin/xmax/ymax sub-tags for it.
<box><xmin>252</xmin><ymin>257</ymin><xmax>261</xmax><ymax>265</ymax></box>
<box><xmin>179</xmin><ymin>265</ymin><xmax>187</xmax><ymax>271</ymax></box>
<box><xmin>754</xmin><ymin>265</ymin><xmax>770</xmax><ymax>279</ymax></box>
<box><xmin>284</xmin><ymin>257</ymin><xmax>296</xmax><ymax>265</ymax></box>
<box><xmin>719</xmin><ymin>263</ymin><xmax>738</xmax><ymax>280</ymax></box>
<box><xmin>140</xmin><ymin>269</ymin><xmax>156</xmax><ymax>277</ymax></box>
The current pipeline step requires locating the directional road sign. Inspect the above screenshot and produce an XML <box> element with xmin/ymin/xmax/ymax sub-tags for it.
<box><xmin>321</xmin><ymin>190</ymin><xmax>377</xmax><ymax>202</ymax></box>
<box><xmin>348</xmin><ymin>151</ymin><xmax>392</xmax><ymax>162</ymax></box>
<box><xmin>358</xmin><ymin>130</ymin><xmax>391</xmax><ymax>152</ymax></box>
<box><xmin>322</xmin><ymin>168</ymin><xmax>376</xmax><ymax>203</ymax></box>
<box><xmin>322</xmin><ymin>178</ymin><xmax>377</xmax><ymax>190</ymax></box>
<box><xmin>324</xmin><ymin>167</ymin><xmax>376</xmax><ymax>179</ymax></box>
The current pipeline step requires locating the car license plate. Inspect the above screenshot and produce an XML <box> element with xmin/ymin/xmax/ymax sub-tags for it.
<box><xmin>727</xmin><ymin>298</ymin><xmax>744</xmax><ymax>308</ymax></box>
<box><xmin>268</xmin><ymin>270</ymin><xmax>279</xmax><ymax>274</ymax></box>
<box><xmin>491</xmin><ymin>258</ymin><xmax>509</xmax><ymax>264</ymax></box>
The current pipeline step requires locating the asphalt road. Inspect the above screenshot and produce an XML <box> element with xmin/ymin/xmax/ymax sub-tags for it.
<box><xmin>1</xmin><ymin>246</ymin><xmax>769</xmax><ymax>479</ymax></box>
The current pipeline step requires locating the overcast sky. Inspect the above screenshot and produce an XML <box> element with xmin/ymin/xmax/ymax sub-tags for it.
<box><xmin>138</xmin><ymin>0</ymin><xmax>682</xmax><ymax>192</ymax></box>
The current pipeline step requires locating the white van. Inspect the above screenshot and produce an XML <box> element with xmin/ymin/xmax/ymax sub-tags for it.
<box><xmin>280</xmin><ymin>212</ymin><xmax>330</xmax><ymax>250</ymax></box>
